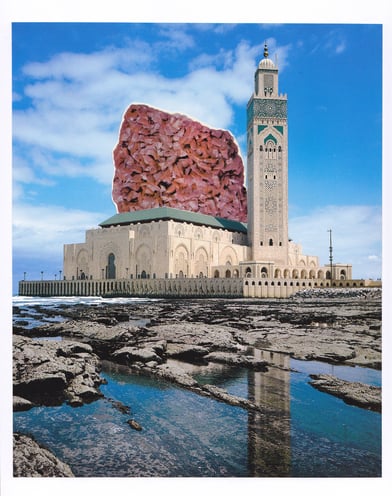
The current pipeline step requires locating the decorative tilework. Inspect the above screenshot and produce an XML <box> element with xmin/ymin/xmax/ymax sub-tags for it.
<box><xmin>265</xmin><ymin>198</ymin><xmax>277</xmax><ymax>214</ymax></box>
<box><xmin>247</xmin><ymin>98</ymin><xmax>287</xmax><ymax>123</ymax></box>
<box><xmin>265</xmin><ymin>180</ymin><xmax>276</xmax><ymax>191</ymax></box>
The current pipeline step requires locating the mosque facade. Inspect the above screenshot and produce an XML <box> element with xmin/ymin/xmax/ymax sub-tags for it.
<box><xmin>62</xmin><ymin>45</ymin><xmax>351</xmax><ymax>284</ymax></box>
<box><xmin>20</xmin><ymin>45</ymin><xmax>366</xmax><ymax>298</ymax></box>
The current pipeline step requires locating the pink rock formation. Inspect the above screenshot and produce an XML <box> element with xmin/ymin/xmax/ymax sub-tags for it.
<box><xmin>112</xmin><ymin>104</ymin><xmax>247</xmax><ymax>222</ymax></box>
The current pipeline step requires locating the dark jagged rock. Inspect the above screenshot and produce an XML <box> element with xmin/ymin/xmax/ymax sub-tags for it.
<box><xmin>204</xmin><ymin>351</ymin><xmax>269</xmax><ymax>370</ymax></box>
<box><xmin>13</xmin><ymin>396</ymin><xmax>35</xmax><ymax>412</ymax></box>
<box><xmin>309</xmin><ymin>374</ymin><xmax>381</xmax><ymax>412</ymax></box>
<box><xmin>107</xmin><ymin>398</ymin><xmax>131</xmax><ymax>415</ymax></box>
<box><xmin>13</xmin><ymin>336</ymin><xmax>104</xmax><ymax>408</ymax></box>
<box><xmin>13</xmin><ymin>433</ymin><xmax>74</xmax><ymax>477</ymax></box>
<box><xmin>165</xmin><ymin>343</ymin><xmax>210</xmax><ymax>363</ymax></box>
<box><xmin>127</xmin><ymin>419</ymin><xmax>143</xmax><ymax>431</ymax></box>
<box><xmin>13</xmin><ymin>291</ymin><xmax>382</xmax><ymax>415</ymax></box>
<box><xmin>112</xmin><ymin>345</ymin><xmax>163</xmax><ymax>365</ymax></box>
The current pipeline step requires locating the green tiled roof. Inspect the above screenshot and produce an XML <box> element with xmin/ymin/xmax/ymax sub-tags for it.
<box><xmin>99</xmin><ymin>207</ymin><xmax>247</xmax><ymax>234</ymax></box>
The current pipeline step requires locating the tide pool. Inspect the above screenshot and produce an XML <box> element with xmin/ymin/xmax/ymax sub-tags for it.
<box><xmin>14</xmin><ymin>357</ymin><xmax>381</xmax><ymax>477</ymax></box>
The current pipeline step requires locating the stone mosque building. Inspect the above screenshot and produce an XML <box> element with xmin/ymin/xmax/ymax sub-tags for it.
<box><xmin>20</xmin><ymin>44</ymin><xmax>364</xmax><ymax>298</ymax></box>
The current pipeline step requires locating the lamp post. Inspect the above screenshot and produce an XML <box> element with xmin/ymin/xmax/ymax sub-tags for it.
<box><xmin>327</xmin><ymin>229</ymin><xmax>333</xmax><ymax>285</ymax></box>
<box><xmin>59</xmin><ymin>270</ymin><xmax>62</xmax><ymax>280</ymax></box>
<box><xmin>41</xmin><ymin>271</ymin><xmax>44</xmax><ymax>281</ymax></box>
<box><xmin>23</xmin><ymin>271</ymin><xmax>26</xmax><ymax>281</ymax></box>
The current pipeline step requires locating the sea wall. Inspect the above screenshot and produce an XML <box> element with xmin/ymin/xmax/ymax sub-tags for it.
<box><xmin>18</xmin><ymin>277</ymin><xmax>379</xmax><ymax>299</ymax></box>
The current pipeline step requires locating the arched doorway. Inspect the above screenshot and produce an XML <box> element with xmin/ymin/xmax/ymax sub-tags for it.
<box><xmin>106</xmin><ymin>253</ymin><xmax>116</xmax><ymax>279</ymax></box>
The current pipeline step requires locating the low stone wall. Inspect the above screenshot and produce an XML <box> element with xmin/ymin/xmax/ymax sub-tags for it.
<box><xmin>18</xmin><ymin>277</ymin><xmax>244</xmax><ymax>298</ymax></box>
<box><xmin>242</xmin><ymin>277</ymin><xmax>374</xmax><ymax>298</ymax></box>
<box><xmin>18</xmin><ymin>277</ymin><xmax>378</xmax><ymax>299</ymax></box>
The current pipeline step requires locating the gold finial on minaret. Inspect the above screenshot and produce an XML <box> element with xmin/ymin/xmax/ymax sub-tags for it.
<box><xmin>264</xmin><ymin>42</ymin><xmax>269</xmax><ymax>58</ymax></box>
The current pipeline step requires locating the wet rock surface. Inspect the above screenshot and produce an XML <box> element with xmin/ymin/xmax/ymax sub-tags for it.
<box><xmin>27</xmin><ymin>288</ymin><xmax>380</xmax><ymax>368</ymax></box>
<box><xmin>15</xmin><ymin>290</ymin><xmax>382</xmax><ymax>392</ymax></box>
<box><xmin>13</xmin><ymin>288</ymin><xmax>382</xmax><ymax>474</ymax></box>
<box><xmin>13</xmin><ymin>335</ymin><xmax>105</xmax><ymax>408</ymax></box>
<box><xmin>13</xmin><ymin>433</ymin><xmax>74</xmax><ymax>477</ymax></box>
<box><xmin>309</xmin><ymin>374</ymin><xmax>381</xmax><ymax>412</ymax></box>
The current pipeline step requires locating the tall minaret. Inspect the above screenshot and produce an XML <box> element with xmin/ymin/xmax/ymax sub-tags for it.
<box><xmin>246</xmin><ymin>43</ymin><xmax>289</xmax><ymax>265</ymax></box>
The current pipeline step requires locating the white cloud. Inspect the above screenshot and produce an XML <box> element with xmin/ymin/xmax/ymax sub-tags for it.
<box><xmin>325</xmin><ymin>30</ymin><xmax>347</xmax><ymax>56</ymax></box>
<box><xmin>13</xmin><ymin>203</ymin><xmax>106</xmax><ymax>260</ymax></box>
<box><xmin>289</xmin><ymin>205</ymin><xmax>382</xmax><ymax>279</ymax></box>
<box><xmin>335</xmin><ymin>41</ymin><xmax>346</xmax><ymax>54</ymax></box>
<box><xmin>14</xmin><ymin>37</ymin><xmax>270</xmax><ymax>198</ymax></box>
<box><xmin>22</xmin><ymin>44</ymin><xmax>154</xmax><ymax>80</ymax></box>
<box><xmin>157</xmin><ymin>25</ymin><xmax>196</xmax><ymax>51</ymax></box>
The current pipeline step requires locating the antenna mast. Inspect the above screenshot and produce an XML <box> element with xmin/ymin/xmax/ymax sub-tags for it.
<box><xmin>328</xmin><ymin>229</ymin><xmax>333</xmax><ymax>284</ymax></box>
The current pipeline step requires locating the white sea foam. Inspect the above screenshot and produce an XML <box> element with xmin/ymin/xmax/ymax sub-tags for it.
<box><xmin>12</xmin><ymin>295</ymin><xmax>154</xmax><ymax>307</ymax></box>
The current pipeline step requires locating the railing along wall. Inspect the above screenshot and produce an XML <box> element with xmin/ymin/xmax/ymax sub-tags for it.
<box><xmin>18</xmin><ymin>277</ymin><xmax>244</xmax><ymax>298</ymax></box>
<box><xmin>18</xmin><ymin>277</ymin><xmax>374</xmax><ymax>299</ymax></box>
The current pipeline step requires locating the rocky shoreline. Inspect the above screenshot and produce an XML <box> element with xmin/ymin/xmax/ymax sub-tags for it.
<box><xmin>13</xmin><ymin>433</ymin><xmax>74</xmax><ymax>477</ymax></box>
<box><xmin>309</xmin><ymin>373</ymin><xmax>381</xmax><ymax>412</ymax></box>
<box><xmin>13</xmin><ymin>288</ymin><xmax>382</xmax><ymax>476</ymax></box>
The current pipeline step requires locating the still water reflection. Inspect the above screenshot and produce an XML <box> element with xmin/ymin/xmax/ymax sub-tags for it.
<box><xmin>14</xmin><ymin>352</ymin><xmax>381</xmax><ymax>477</ymax></box>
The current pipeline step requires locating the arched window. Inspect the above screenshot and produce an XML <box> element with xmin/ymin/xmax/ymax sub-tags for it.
<box><xmin>269</xmin><ymin>238</ymin><xmax>273</xmax><ymax>246</ymax></box>
<box><xmin>265</xmin><ymin>139</ymin><xmax>277</xmax><ymax>159</ymax></box>
<box><xmin>261</xmin><ymin>267</ymin><xmax>268</xmax><ymax>278</ymax></box>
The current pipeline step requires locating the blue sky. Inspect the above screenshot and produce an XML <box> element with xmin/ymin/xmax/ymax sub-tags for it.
<box><xmin>8</xmin><ymin>20</ymin><xmax>383</xmax><ymax>290</ymax></box>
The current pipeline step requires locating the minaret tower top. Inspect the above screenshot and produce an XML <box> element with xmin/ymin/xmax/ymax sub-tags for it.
<box><xmin>254</xmin><ymin>42</ymin><xmax>279</xmax><ymax>98</ymax></box>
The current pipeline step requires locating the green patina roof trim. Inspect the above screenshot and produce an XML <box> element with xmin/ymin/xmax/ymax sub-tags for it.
<box><xmin>273</xmin><ymin>125</ymin><xmax>284</xmax><ymax>135</ymax></box>
<box><xmin>264</xmin><ymin>133</ymin><xmax>277</xmax><ymax>144</ymax></box>
<box><xmin>99</xmin><ymin>207</ymin><xmax>248</xmax><ymax>233</ymax></box>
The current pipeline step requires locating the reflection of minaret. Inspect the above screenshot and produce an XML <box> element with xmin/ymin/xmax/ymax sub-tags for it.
<box><xmin>247</xmin><ymin>349</ymin><xmax>291</xmax><ymax>476</ymax></box>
